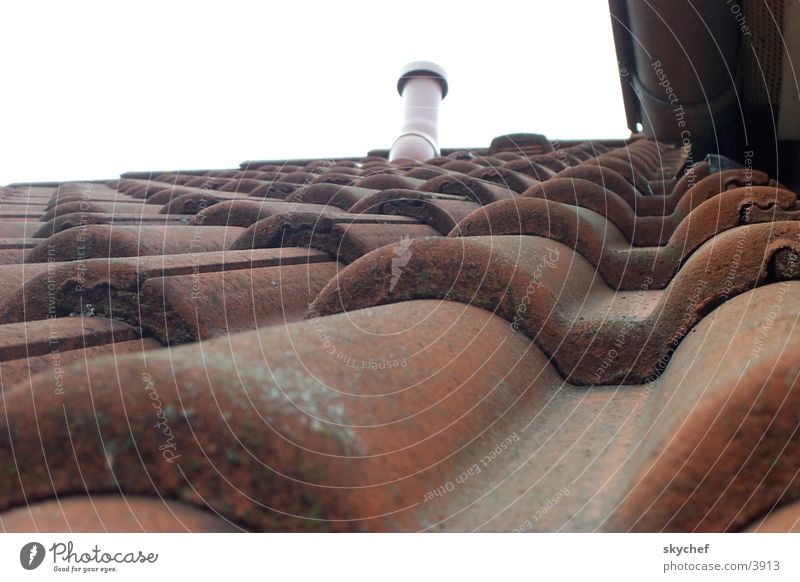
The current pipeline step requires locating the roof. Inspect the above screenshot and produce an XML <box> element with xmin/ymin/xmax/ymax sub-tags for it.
<box><xmin>0</xmin><ymin>134</ymin><xmax>798</xmax><ymax>532</ymax></box>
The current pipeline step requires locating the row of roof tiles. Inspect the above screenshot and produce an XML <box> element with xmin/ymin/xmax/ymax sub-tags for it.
<box><xmin>0</xmin><ymin>135</ymin><xmax>797</xmax><ymax>532</ymax></box>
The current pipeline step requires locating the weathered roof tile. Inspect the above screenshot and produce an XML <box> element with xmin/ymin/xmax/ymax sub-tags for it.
<box><xmin>0</xmin><ymin>134</ymin><xmax>797</xmax><ymax>533</ymax></box>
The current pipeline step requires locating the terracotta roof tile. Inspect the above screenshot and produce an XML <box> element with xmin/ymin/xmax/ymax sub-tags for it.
<box><xmin>0</xmin><ymin>496</ymin><xmax>240</xmax><ymax>532</ymax></box>
<box><xmin>284</xmin><ymin>184</ymin><xmax>382</xmax><ymax>210</ymax></box>
<box><xmin>40</xmin><ymin>201</ymin><xmax>164</xmax><ymax>223</ymax></box>
<box><xmin>0</xmin><ymin>317</ymin><xmax>141</xmax><ymax>362</ymax></box>
<box><xmin>34</xmin><ymin>212</ymin><xmax>192</xmax><ymax>238</ymax></box>
<box><xmin>0</xmin><ymin>221</ymin><xmax>42</xmax><ymax>237</ymax></box>
<box><xmin>0</xmin><ymin>263</ymin><xmax>53</xmax><ymax>307</ymax></box>
<box><xmin>27</xmin><ymin>225</ymin><xmax>243</xmax><ymax>263</ymax></box>
<box><xmin>0</xmin><ymin>238</ymin><xmax>43</xmax><ymax>250</ymax></box>
<box><xmin>0</xmin><ymin>211</ymin><xmax>45</xmax><ymax>221</ymax></box>
<box><xmin>0</xmin><ymin>338</ymin><xmax>159</xmax><ymax>390</ymax></box>
<box><xmin>420</xmin><ymin>174</ymin><xmax>517</xmax><ymax>204</ymax></box>
<box><xmin>612</xmin><ymin>284</ymin><xmax>800</xmax><ymax>532</ymax></box>
<box><xmin>746</xmin><ymin>502</ymin><xmax>800</xmax><ymax>533</ymax></box>
<box><xmin>0</xmin><ymin>247</ymin><xmax>327</xmax><ymax>325</ymax></box>
<box><xmin>229</xmin><ymin>212</ymin><xmax>439</xmax><ymax>264</ymax></box>
<box><xmin>0</xmin><ymin>301</ymin><xmax>548</xmax><ymax>531</ymax></box>
<box><xmin>0</xmin><ymin>134</ymin><xmax>798</xmax><ymax>532</ymax></box>
<box><xmin>0</xmin><ymin>249</ymin><xmax>31</xmax><ymax>264</ymax></box>
<box><xmin>348</xmin><ymin>189</ymin><xmax>480</xmax><ymax>235</ymax></box>
<box><xmin>117</xmin><ymin>180</ymin><xmax>204</xmax><ymax>200</ymax></box>
<box><xmin>518</xmin><ymin>174</ymin><xmax>781</xmax><ymax>246</ymax></box>
<box><xmin>139</xmin><ymin>261</ymin><xmax>341</xmax><ymax>343</ymax></box>
<box><xmin>455</xmin><ymin>186</ymin><xmax>799</xmax><ymax>288</ymax></box>
<box><xmin>489</xmin><ymin>133</ymin><xmax>554</xmax><ymax>155</ymax></box>
<box><xmin>3</xmin><ymin>285</ymin><xmax>797</xmax><ymax>531</ymax></box>
<box><xmin>355</xmin><ymin>174</ymin><xmax>427</xmax><ymax>191</ymax></box>
<box><xmin>191</xmin><ymin>200</ymin><xmax>337</xmax><ymax>228</ymax></box>
<box><xmin>466</xmin><ymin>165</ymin><xmax>540</xmax><ymax>193</ymax></box>
<box><xmin>311</xmin><ymin>222</ymin><xmax>800</xmax><ymax>385</ymax></box>
<box><xmin>440</xmin><ymin>160</ymin><xmax>482</xmax><ymax>173</ymax></box>
<box><xmin>158</xmin><ymin>192</ymin><xmax>247</xmax><ymax>214</ymax></box>
<box><xmin>248</xmin><ymin>181</ymin><xmax>303</xmax><ymax>199</ymax></box>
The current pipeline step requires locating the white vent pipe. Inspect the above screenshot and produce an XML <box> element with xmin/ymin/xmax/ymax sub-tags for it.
<box><xmin>389</xmin><ymin>62</ymin><xmax>448</xmax><ymax>162</ymax></box>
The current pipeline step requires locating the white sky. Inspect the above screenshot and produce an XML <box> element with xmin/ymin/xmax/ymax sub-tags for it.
<box><xmin>0</xmin><ymin>0</ymin><xmax>628</xmax><ymax>185</ymax></box>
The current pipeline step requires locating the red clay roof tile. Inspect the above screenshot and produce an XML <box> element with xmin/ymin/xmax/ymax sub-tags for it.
<box><xmin>612</xmin><ymin>284</ymin><xmax>800</xmax><ymax>531</ymax></box>
<box><xmin>27</xmin><ymin>225</ymin><xmax>244</xmax><ymax>263</ymax></box>
<box><xmin>455</xmin><ymin>186</ymin><xmax>800</xmax><ymax>288</ymax></box>
<box><xmin>284</xmin><ymin>184</ymin><xmax>381</xmax><ymax>210</ymax></box>
<box><xmin>248</xmin><ymin>181</ymin><xmax>303</xmax><ymax>199</ymax></box>
<box><xmin>0</xmin><ymin>247</ymin><xmax>328</xmax><ymax>325</ymax></box>
<box><xmin>310</xmin><ymin>223</ymin><xmax>800</xmax><ymax>384</ymax></box>
<box><xmin>229</xmin><ymin>212</ymin><xmax>439</xmax><ymax>264</ymax></box>
<box><xmin>420</xmin><ymin>174</ymin><xmax>517</xmax><ymax>204</ymax></box>
<box><xmin>33</xmin><ymin>212</ymin><xmax>192</xmax><ymax>238</ymax></box>
<box><xmin>0</xmin><ymin>135</ymin><xmax>798</xmax><ymax>533</ymax></box>
<box><xmin>0</xmin><ymin>317</ymin><xmax>141</xmax><ymax>362</ymax></box>
<box><xmin>0</xmin><ymin>496</ymin><xmax>240</xmax><ymax>532</ymax></box>
<box><xmin>746</xmin><ymin>502</ymin><xmax>800</xmax><ymax>533</ymax></box>
<box><xmin>0</xmin><ymin>338</ymin><xmax>159</xmax><ymax>390</ymax></box>
<box><xmin>190</xmin><ymin>200</ymin><xmax>338</xmax><ymax>228</ymax></box>
<box><xmin>3</xmin><ymin>283</ymin><xmax>797</xmax><ymax>531</ymax></box>
<box><xmin>355</xmin><ymin>174</ymin><xmax>427</xmax><ymax>191</ymax></box>
<box><xmin>349</xmin><ymin>189</ymin><xmax>480</xmax><ymax>235</ymax></box>
<box><xmin>139</xmin><ymin>261</ymin><xmax>342</xmax><ymax>343</ymax></box>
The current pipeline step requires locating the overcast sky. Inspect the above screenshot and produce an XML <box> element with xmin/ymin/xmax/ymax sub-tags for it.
<box><xmin>0</xmin><ymin>1</ymin><xmax>628</xmax><ymax>185</ymax></box>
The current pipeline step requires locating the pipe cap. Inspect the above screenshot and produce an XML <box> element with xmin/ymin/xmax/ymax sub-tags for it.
<box><xmin>397</xmin><ymin>61</ymin><xmax>448</xmax><ymax>98</ymax></box>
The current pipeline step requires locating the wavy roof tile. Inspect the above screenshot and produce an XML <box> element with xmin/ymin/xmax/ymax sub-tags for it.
<box><xmin>0</xmin><ymin>135</ymin><xmax>798</xmax><ymax>532</ymax></box>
